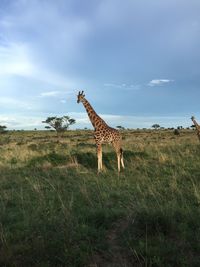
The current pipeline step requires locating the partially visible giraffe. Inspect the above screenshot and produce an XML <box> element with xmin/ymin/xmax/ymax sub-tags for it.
<box><xmin>191</xmin><ymin>116</ymin><xmax>200</xmax><ymax>141</ymax></box>
<box><xmin>77</xmin><ymin>91</ymin><xmax>125</xmax><ymax>172</ymax></box>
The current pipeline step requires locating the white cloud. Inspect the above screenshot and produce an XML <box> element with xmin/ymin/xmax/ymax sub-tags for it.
<box><xmin>33</xmin><ymin>69</ymin><xmax>76</xmax><ymax>88</ymax></box>
<box><xmin>104</xmin><ymin>83</ymin><xmax>140</xmax><ymax>90</ymax></box>
<box><xmin>67</xmin><ymin>112</ymin><xmax>191</xmax><ymax>129</ymax></box>
<box><xmin>39</xmin><ymin>91</ymin><xmax>60</xmax><ymax>97</ymax></box>
<box><xmin>0</xmin><ymin>114</ymin><xmax>44</xmax><ymax>129</ymax></box>
<box><xmin>148</xmin><ymin>79</ymin><xmax>174</xmax><ymax>86</ymax></box>
<box><xmin>0</xmin><ymin>0</ymin><xmax>88</xmax><ymax>89</ymax></box>
<box><xmin>0</xmin><ymin>42</ymin><xmax>34</xmax><ymax>77</ymax></box>
<box><xmin>0</xmin><ymin>0</ymin><xmax>91</xmax><ymax>63</ymax></box>
<box><xmin>0</xmin><ymin>111</ymin><xmax>194</xmax><ymax>130</ymax></box>
<box><xmin>0</xmin><ymin>41</ymin><xmax>77</xmax><ymax>89</ymax></box>
<box><xmin>0</xmin><ymin>97</ymin><xmax>33</xmax><ymax>110</ymax></box>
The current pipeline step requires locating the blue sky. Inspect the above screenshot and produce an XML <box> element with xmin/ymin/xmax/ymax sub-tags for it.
<box><xmin>0</xmin><ymin>0</ymin><xmax>200</xmax><ymax>129</ymax></box>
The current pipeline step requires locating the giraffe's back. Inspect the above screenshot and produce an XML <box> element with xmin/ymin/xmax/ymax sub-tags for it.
<box><xmin>95</xmin><ymin>126</ymin><xmax>121</xmax><ymax>144</ymax></box>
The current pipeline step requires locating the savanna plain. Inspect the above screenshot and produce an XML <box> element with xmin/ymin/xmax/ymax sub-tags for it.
<box><xmin>0</xmin><ymin>129</ymin><xmax>200</xmax><ymax>267</ymax></box>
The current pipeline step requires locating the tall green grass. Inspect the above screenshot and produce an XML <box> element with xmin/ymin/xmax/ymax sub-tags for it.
<box><xmin>0</xmin><ymin>129</ymin><xmax>200</xmax><ymax>266</ymax></box>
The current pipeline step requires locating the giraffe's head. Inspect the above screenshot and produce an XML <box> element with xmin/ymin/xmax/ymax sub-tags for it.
<box><xmin>77</xmin><ymin>90</ymin><xmax>85</xmax><ymax>103</ymax></box>
<box><xmin>191</xmin><ymin>115</ymin><xmax>195</xmax><ymax>121</ymax></box>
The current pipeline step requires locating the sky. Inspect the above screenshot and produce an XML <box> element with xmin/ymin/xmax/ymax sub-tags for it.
<box><xmin>0</xmin><ymin>0</ymin><xmax>200</xmax><ymax>130</ymax></box>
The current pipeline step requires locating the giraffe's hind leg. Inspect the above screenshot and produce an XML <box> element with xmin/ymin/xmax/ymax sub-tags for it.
<box><xmin>117</xmin><ymin>153</ymin><xmax>121</xmax><ymax>172</ymax></box>
<box><xmin>117</xmin><ymin>149</ymin><xmax>125</xmax><ymax>172</ymax></box>
<box><xmin>97</xmin><ymin>144</ymin><xmax>102</xmax><ymax>173</ymax></box>
<box><xmin>113</xmin><ymin>142</ymin><xmax>124</xmax><ymax>172</ymax></box>
<box><xmin>120</xmin><ymin>148</ymin><xmax>125</xmax><ymax>169</ymax></box>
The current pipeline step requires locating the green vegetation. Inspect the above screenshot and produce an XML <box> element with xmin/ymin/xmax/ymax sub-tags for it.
<box><xmin>42</xmin><ymin>116</ymin><xmax>76</xmax><ymax>133</ymax></box>
<box><xmin>0</xmin><ymin>125</ymin><xmax>7</xmax><ymax>133</ymax></box>
<box><xmin>0</xmin><ymin>129</ymin><xmax>200</xmax><ymax>266</ymax></box>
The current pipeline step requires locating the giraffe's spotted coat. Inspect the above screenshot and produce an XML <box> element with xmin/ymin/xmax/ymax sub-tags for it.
<box><xmin>191</xmin><ymin>116</ymin><xmax>200</xmax><ymax>141</ymax></box>
<box><xmin>77</xmin><ymin>91</ymin><xmax>125</xmax><ymax>172</ymax></box>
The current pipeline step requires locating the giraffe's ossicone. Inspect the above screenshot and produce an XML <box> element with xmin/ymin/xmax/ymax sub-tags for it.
<box><xmin>77</xmin><ymin>90</ymin><xmax>125</xmax><ymax>172</ymax></box>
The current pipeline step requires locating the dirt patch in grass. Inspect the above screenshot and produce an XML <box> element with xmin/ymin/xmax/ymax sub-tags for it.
<box><xmin>88</xmin><ymin>218</ymin><xmax>133</xmax><ymax>267</ymax></box>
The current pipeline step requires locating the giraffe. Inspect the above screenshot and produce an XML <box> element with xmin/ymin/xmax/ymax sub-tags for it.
<box><xmin>191</xmin><ymin>116</ymin><xmax>200</xmax><ymax>141</ymax></box>
<box><xmin>77</xmin><ymin>91</ymin><xmax>125</xmax><ymax>172</ymax></box>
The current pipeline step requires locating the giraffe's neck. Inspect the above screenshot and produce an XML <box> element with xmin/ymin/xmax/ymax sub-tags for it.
<box><xmin>192</xmin><ymin>119</ymin><xmax>200</xmax><ymax>128</ymax></box>
<box><xmin>82</xmin><ymin>98</ymin><xmax>107</xmax><ymax>129</ymax></box>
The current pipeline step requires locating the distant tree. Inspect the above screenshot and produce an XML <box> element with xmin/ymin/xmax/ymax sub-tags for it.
<box><xmin>42</xmin><ymin>116</ymin><xmax>76</xmax><ymax>134</ymax></box>
<box><xmin>174</xmin><ymin>129</ymin><xmax>180</xmax><ymax>135</ymax></box>
<box><xmin>0</xmin><ymin>125</ymin><xmax>7</xmax><ymax>133</ymax></box>
<box><xmin>34</xmin><ymin>128</ymin><xmax>37</xmax><ymax>131</ymax></box>
<box><xmin>45</xmin><ymin>126</ymin><xmax>51</xmax><ymax>130</ymax></box>
<box><xmin>116</xmin><ymin>125</ymin><xmax>125</xmax><ymax>130</ymax></box>
<box><xmin>152</xmin><ymin>124</ymin><xmax>160</xmax><ymax>130</ymax></box>
<box><xmin>177</xmin><ymin>126</ymin><xmax>183</xmax><ymax>130</ymax></box>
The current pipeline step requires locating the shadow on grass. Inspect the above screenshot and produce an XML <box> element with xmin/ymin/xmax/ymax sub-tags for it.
<box><xmin>27</xmin><ymin>152</ymin><xmax>70</xmax><ymax>167</ymax></box>
<box><xmin>76</xmin><ymin>142</ymin><xmax>94</xmax><ymax>148</ymax></box>
<box><xmin>72</xmin><ymin>150</ymin><xmax>148</xmax><ymax>170</ymax></box>
<box><xmin>72</xmin><ymin>152</ymin><xmax>97</xmax><ymax>169</ymax></box>
<box><xmin>122</xmin><ymin>207</ymin><xmax>200</xmax><ymax>267</ymax></box>
<box><xmin>26</xmin><ymin>150</ymin><xmax>148</xmax><ymax>170</ymax></box>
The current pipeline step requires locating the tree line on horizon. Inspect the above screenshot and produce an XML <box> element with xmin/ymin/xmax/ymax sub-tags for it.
<box><xmin>0</xmin><ymin>118</ymin><xmax>197</xmax><ymax>133</ymax></box>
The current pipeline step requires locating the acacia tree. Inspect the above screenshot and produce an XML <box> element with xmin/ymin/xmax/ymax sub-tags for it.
<box><xmin>45</xmin><ymin>126</ymin><xmax>51</xmax><ymax>130</ymax></box>
<box><xmin>42</xmin><ymin>116</ymin><xmax>76</xmax><ymax>135</ymax></box>
<box><xmin>0</xmin><ymin>125</ymin><xmax>7</xmax><ymax>133</ymax></box>
<box><xmin>152</xmin><ymin>124</ymin><xmax>160</xmax><ymax>130</ymax></box>
<box><xmin>116</xmin><ymin>125</ymin><xmax>125</xmax><ymax>130</ymax></box>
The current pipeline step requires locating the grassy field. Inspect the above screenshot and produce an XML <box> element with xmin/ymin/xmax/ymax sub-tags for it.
<box><xmin>0</xmin><ymin>129</ymin><xmax>200</xmax><ymax>267</ymax></box>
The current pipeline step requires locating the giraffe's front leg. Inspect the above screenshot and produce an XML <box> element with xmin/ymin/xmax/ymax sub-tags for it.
<box><xmin>97</xmin><ymin>144</ymin><xmax>102</xmax><ymax>173</ymax></box>
<box><xmin>197</xmin><ymin>132</ymin><xmax>200</xmax><ymax>141</ymax></box>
